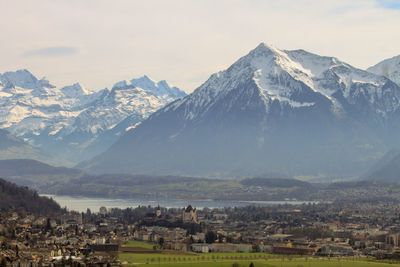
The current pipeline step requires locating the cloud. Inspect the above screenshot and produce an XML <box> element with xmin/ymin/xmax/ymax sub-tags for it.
<box><xmin>1</xmin><ymin>0</ymin><xmax>399</xmax><ymax>92</ymax></box>
<box><xmin>22</xmin><ymin>46</ymin><xmax>79</xmax><ymax>58</ymax></box>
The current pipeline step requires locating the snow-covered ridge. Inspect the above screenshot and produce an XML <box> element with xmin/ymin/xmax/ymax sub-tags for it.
<box><xmin>368</xmin><ymin>55</ymin><xmax>400</xmax><ymax>86</ymax></box>
<box><xmin>171</xmin><ymin>43</ymin><xmax>398</xmax><ymax>121</ymax></box>
<box><xmin>0</xmin><ymin>69</ymin><xmax>186</xmax><ymax>161</ymax></box>
<box><xmin>0</xmin><ymin>69</ymin><xmax>54</xmax><ymax>91</ymax></box>
<box><xmin>60</xmin><ymin>83</ymin><xmax>89</xmax><ymax>98</ymax></box>
<box><xmin>113</xmin><ymin>75</ymin><xmax>186</xmax><ymax>99</ymax></box>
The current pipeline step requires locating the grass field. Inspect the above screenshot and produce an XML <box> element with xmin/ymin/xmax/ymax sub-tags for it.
<box><xmin>118</xmin><ymin>252</ymin><xmax>400</xmax><ymax>267</ymax></box>
<box><xmin>122</xmin><ymin>240</ymin><xmax>156</xmax><ymax>250</ymax></box>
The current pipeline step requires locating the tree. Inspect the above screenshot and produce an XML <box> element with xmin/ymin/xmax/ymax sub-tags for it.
<box><xmin>158</xmin><ymin>237</ymin><xmax>165</xmax><ymax>248</ymax></box>
<box><xmin>45</xmin><ymin>218</ymin><xmax>52</xmax><ymax>231</ymax></box>
<box><xmin>205</xmin><ymin>231</ymin><xmax>217</xmax><ymax>244</ymax></box>
<box><xmin>0</xmin><ymin>258</ymin><xmax>6</xmax><ymax>267</ymax></box>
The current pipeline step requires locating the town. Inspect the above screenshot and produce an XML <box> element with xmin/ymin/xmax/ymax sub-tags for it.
<box><xmin>3</xmin><ymin>198</ymin><xmax>400</xmax><ymax>266</ymax></box>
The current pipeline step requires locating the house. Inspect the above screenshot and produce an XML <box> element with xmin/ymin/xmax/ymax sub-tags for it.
<box><xmin>99</xmin><ymin>206</ymin><xmax>108</xmax><ymax>216</ymax></box>
<box><xmin>156</xmin><ymin>206</ymin><xmax>162</xmax><ymax>217</ymax></box>
<box><xmin>387</xmin><ymin>233</ymin><xmax>400</xmax><ymax>247</ymax></box>
<box><xmin>182</xmin><ymin>205</ymin><xmax>198</xmax><ymax>223</ymax></box>
<box><xmin>191</xmin><ymin>244</ymin><xmax>210</xmax><ymax>253</ymax></box>
<box><xmin>316</xmin><ymin>244</ymin><xmax>354</xmax><ymax>256</ymax></box>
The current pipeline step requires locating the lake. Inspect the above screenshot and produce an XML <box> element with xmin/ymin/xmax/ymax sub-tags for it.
<box><xmin>41</xmin><ymin>194</ymin><xmax>318</xmax><ymax>212</ymax></box>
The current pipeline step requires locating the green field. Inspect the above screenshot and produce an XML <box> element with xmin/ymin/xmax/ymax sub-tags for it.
<box><xmin>119</xmin><ymin>252</ymin><xmax>400</xmax><ymax>267</ymax></box>
<box><xmin>122</xmin><ymin>240</ymin><xmax>156</xmax><ymax>250</ymax></box>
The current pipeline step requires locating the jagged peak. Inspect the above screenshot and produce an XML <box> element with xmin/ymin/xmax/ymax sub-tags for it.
<box><xmin>246</xmin><ymin>42</ymin><xmax>287</xmax><ymax>61</ymax></box>
<box><xmin>3</xmin><ymin>68</ymin><xmax>34</xmax><ymax>76</ymax></box>
<box><xmin>132</xmin><ymin>74</ymin><xmax>155</xmax><ymax>84</ymax></box>
<box><xmin>60</xmin><ymin>82</ymin><xmax>89</xmax><ymax>97</ymax></box>
<box><xmin>253</xmin><ymin>42</ymin><xmax>280</xmax><ymax>53</ymax></box>
<box><xmin>112</xmin><ymin>75</ymin><xmax>186</xmax><ymax>97</ymax></box>
<box><xmin>157</xmin><ymin>79</ymin><xmax>170</xmax><ymax>88</ymax></box>
<box><xmin>112</xmin><ymin>80</ymin><xmax>130</xmax><ymax>90</ymax></box>
<box><xmin>131</xmin><ymin>75</ymin><xmax>158</xmax><ymax>90</ymax></box>
<box><xmin>1</xmin><ymin>69</ymin><xmax>38</xmax><ymax>87</ymax></box>
<box><xmin>0</xmin><ymin>69</ymin><xmax>56</xmax><ymax>90</ymax></box>
<box><xmin>112</xmin><ymin>75</ymin><xmax>157</xmax><ymax>91</ymax></box>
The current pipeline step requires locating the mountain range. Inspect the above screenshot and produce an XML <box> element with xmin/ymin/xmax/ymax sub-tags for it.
<box><xmin>0</xmin><ymin>70</ymin><xmax>186</xmax><ymax>164</ymax></box>
<box><xmin>83</xmin><ymin>43</ymin><xmax>400</xmax><ymax>178</ymax></box>
<box><xmin>2</xmin><ymin>43</ymin><xmax>400</xmax><ymax>180</ymax></box>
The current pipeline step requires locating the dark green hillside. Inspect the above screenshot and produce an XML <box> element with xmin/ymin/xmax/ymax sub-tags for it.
<box><xmin>0</xmin><ymin>178</ymin><xmax>61</xmax><ymax>215</ymax></box>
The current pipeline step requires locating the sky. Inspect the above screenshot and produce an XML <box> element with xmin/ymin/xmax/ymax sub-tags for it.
<box><xmin>0</xmin><ymin>0</ymin><xmax>400</xmax><ymax>93</ymax></box>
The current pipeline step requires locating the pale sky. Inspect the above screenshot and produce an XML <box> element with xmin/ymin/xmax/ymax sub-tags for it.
<box><xmin>1</xmin><ymin>0</ymin><xmax>400</xmax><ymax>92</ymax></box>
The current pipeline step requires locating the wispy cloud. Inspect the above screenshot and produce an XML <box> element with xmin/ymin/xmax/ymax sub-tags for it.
<box><xmin>377</xmin><ymin>0</ymin><xmax>400</xmax><ymax>9</ymax></box>
<box><xmin>22</xmin><ymin>46</ymin><xmax>79</xmax><ymax>58</ymax></box>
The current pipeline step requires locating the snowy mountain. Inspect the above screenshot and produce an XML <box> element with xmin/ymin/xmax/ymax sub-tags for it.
<box><xmin>115</xmin><ymin>75</ymin><xmax>186</xmax><ymax>98</ymax></box>
<box><xmin>0</xmin><ymin>129</ymin><xmax>52</xmax><ymax>163</ymax></box>
<box><xmin>84</xmin><ymin>43</ymin><xmax>400</xmax><ymax>177</ymax></box>
<box><xmin>368</xmin><ymin>55</ymin><xmax>400</xmax><ymax>86</ymax></box>
<box><xmin>57</xmin><ymin>78</ymin><xmax>185</xmax><ymax>159</ymax></box>
<box><xmin>0</xmin><ymin>69</ymin><xmax>186</xmax><ymax>163</ymax></box>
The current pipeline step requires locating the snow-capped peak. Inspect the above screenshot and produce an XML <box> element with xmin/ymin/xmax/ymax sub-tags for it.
<box><xmin>0</xmin><ymin>69</ymin><xmax>54</xmax><ymax>90</ymax></box>
<box><xmin>112</xmin><ymin>80</ymin><xmax>130</xmax><ymax>90</ymax></box>
<box><xmin>174</xmin><ymin>43</ymin><xmax>399</xmax><ymax>123</ymax></box>
<box><xmin>247</xmin><ymin>44</ymin><xmax>388</xmax><ymax>101</ymax></box>
<box><xmin>131</xmin><ymin>75</ymin><xmax>157</xmax><ymax>90</ymax></box>
<box><xmin>250</xmin><ymin>42</ymin><xmax>286</xmax><ymax>57</ymax></box>
<box><xmin>0</xmin><ymin>69</ymin><xmax>186</xmax><ymax>163</ymax></box>
<box><xmin>112</xmin><ymin>75</ymin><xmax>186</xmax><ymax>98</ymax></box>
<box><xmin>368</xmin><ymin>55</ymin><xmax>400</xmax><ymax>86</ymax></box>
<box><xmin>60</xmin><ymin>83</ymin><xmax>89</xmax><ymax>98</ymax></box>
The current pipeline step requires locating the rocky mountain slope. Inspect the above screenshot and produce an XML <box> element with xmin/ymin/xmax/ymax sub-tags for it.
<box><xmin>84</xmin><ymin>43</ymin><xmax>400</xmax><ymax>178</ymax></box>
<box><xmin>0</xmin><ymin>128</ymin><xmax>52</xmax><ymax>163</ymax></box>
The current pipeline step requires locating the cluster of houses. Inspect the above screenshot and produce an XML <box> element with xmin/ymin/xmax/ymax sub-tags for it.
<box><xmin>131</xmin><ymin>204</ymin><xmax>400</xmax><ymax>259</ymax></box>
<box><xmin>2</xmin><ymin>201</ymin><xmax>400</xmax><ymax>265</ymax></box>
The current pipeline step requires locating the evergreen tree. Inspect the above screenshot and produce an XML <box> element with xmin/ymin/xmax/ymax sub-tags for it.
<box><xmin>0</xmin><ymin>258</ymin><xmax>6</xmax><ymax>267</ymax></box>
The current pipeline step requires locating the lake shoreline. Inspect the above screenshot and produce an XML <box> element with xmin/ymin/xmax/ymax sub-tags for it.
<box><xmin>41</xmin><ymin>194</ymin><xmax>320</xmax><ymax>212</ymax></box>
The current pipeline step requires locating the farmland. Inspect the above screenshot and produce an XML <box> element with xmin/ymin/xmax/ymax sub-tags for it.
<box><xmin>118</xmin><ymin>252</ymin><xmax>400</xmax><ymax>267</ymax></box>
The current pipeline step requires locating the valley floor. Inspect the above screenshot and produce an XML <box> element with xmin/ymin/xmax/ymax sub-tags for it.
<box><xmin>118</xmin><ymin>252</ymin><xmax>400</xmax><ymax>267</ymax></box>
